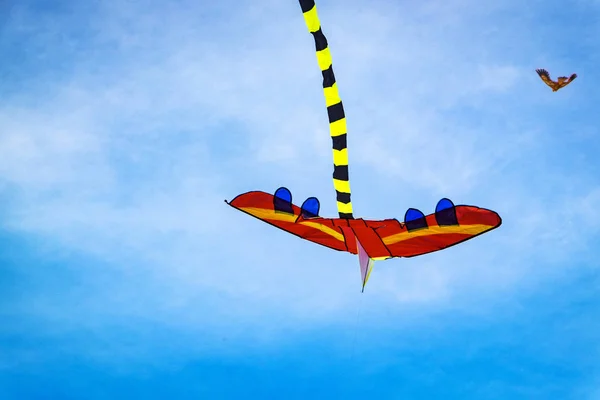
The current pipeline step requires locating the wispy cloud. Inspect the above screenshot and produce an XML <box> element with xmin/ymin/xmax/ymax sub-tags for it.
<box><xmin>1</xmin><ymin>0</ymin><xmax>600</xmax><ymax>395</ymax></box>
<box><xmin>2</xmin><ymin>0</ymin><xmax>598</xmax><ymax>310</ymax></box>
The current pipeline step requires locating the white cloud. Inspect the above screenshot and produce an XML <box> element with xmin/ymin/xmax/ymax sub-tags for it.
<box><xmin>1</xmin><ymin>0</ymin><xmax>599</xmax><ymax>340</ymax></box>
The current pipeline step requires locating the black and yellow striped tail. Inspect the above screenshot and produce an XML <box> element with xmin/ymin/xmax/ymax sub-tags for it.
<box><xmin>299</xmin><ymin>0</ymin><xmax>353</xmax><ymax>220</ymax></box>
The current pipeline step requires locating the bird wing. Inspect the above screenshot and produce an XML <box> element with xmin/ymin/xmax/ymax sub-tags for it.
<box><xmin>536</xmin><ymin>68</ymin><xmax>556</xmax><ymax>88</ymax></box>
<box><xmin>558</xmin><ymin>73</ymin><xmax>577</xmax><ymax>88</ymax></box>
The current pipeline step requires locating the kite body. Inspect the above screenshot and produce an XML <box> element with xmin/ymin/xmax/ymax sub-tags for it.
<box><xmin>226</xmin><ymin>0</ymin><xmax>502</xmax><ymax>291</ymax></box>
<box><xmin>536</xmin><ymin>68</ymin><xmax>577</xmax><ymax>91</ymax></box>
<box><xmin>226</xmin><ymin>188</ymin><xmax>501</xmax><ymax>260</ymax></box>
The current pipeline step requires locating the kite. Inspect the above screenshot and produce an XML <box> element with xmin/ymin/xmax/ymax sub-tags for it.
<box><xmin>536</xmin><ymin>68</ymin><xmax>577</xmax><ymax>92</ymax></box>
<box><xmin>226</xmin><ymin>0</ymin><xmax>502</xmax><ymax>291</ymax></box>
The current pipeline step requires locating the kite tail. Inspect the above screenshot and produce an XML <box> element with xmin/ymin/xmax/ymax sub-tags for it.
<box><xmin>299</xmin><ymin>0</ymin><xmax>354</xmax><ymax>219</ymax></box>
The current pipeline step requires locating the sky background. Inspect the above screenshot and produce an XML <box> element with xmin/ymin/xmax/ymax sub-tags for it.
<box><xmin>1</xmin><ymin>0</ymin><xmax>599</xmax><ymax>398</ymax></box>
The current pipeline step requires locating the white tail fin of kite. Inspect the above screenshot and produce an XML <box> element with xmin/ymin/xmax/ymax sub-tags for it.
<box><xmin>357</xmin><ymin>238</ymin><xmax>375</xmax><ymax>293</ymax></box>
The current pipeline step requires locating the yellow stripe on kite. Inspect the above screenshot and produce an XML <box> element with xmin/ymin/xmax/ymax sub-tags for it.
<box><xmin>323</xmin><ymin>84</ymin><xmax>341</xmax><ymax>107</ymax></box>
<box><xmin>303</xmin><ymin>6</ymin><xmax>320</xmax><ymax>32</ymax></box>
<box><xmin>329</xmin><ymin>119</ymin><xmax>347</xmax><ymax>137</ymax></box>
<box><xmin>382</xmin><ymin>224</ymin><xmax>493</xmax><ymax>245</ymax></box>
<box><xmin>336</xmin><ymin>201</ymin><xmax>353</xmax><ymax>214</ymax></box>
<box><xmin>240</xmin><ymin>207</ymin><xmax>298</xmax><ymax>223</ymax></box>
<box><xmin>332</xmin><ymin>148</ymin><xmax>348</xmax><ymax>166</ymax></box>
<box><xmin>300</xmin><ymin>221</ymin><xmax>345</xmax><ymax>242</ymax></box>
<box><xmin>333</xmin><ymin>178</ymin><xmax>351</xmax><ymax>193</ymax></box>
<box><xmin>239</xmin><ymin>207</ymin><xmax>345</xmax><ymax>242</ymax></box>
<box><xmin>316</xmin><ymin>48</ymin><xmax>333</xmax><ymax>70</ymax></box>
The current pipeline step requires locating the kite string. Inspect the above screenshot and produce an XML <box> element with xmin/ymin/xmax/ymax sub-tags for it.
<box><xmin>349</xmin><ymin>292</ymin><xmax>364</xmax><ymax>361</ymax></box>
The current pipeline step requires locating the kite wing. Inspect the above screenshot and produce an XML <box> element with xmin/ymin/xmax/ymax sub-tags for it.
<box><xmin>368</xmin><ymin>199</ymin><xmax>502</xmax><ymax>258</ymax></box>
<box><xmin>226</xmin><ymin>188</ymin><xmax>348</xmax><ymax>253</ymax></box>
<box><xmin>335</xmin><ymin>198</ymin><xmax>501</xmax><ymax>259</ymax></box>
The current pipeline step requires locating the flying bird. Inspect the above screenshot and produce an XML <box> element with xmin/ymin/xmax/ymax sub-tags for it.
<box><xmin>536</xmin><ymin>68</ymin><xmax>577</xmax><ymax>92</ymax></box>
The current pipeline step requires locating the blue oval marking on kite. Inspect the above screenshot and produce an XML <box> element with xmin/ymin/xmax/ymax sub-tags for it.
<box><xmin>301</xmin><ymin>197</ymin><xmax>320</xmax><ymax>218</ymax></box>
<box><xmin>435</xmin><ymin>198</ymin><xmax>458</xmax><ymax>226</ymax></box>
<box><xmin>273</xmin><ymin>187</ymin><xmax>294</xmax><ymax>214</ymax></box>
<box><xmin>404</xmin><ymin>208</ymin><xmax>428</xmax><ymax>231</ymax></box>
<box><xmin>275</xmin><ymin>187</ymin><xmax>292</xmax><ymax>202</ymax></box>
<box><xmin>404</xmin><ymin>208</ymin><xmax>427</xmax><ymax>231</ymax></box>
<box><xmin>405</xmin><ymin>208</ymin><xmax>425</xmax><ymax>222</ymax></box>
<box><xmin>435</xmin><ymin>198</ymin><xmax>454</xmax><ymax>213</ymax></box>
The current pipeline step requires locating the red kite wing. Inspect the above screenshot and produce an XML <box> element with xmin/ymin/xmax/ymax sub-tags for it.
<box><xmin>363</xmin><ymin>205</ymin><xmax>502</xmax><ymax>258</ymax></box>
<box><xmin>226</xmin><ymin>189</ymin><xmax>349</xmax><ymax>253</ymax></box>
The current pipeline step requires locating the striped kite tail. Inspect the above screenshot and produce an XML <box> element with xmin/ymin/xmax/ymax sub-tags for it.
<box><xmin>299</xmin><ymin>0</ymin><xmax>354</xmax><ymax>220</ymax></box>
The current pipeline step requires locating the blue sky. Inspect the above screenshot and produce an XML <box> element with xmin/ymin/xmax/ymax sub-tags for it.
<box><xmin>1</xmin><ymin>0</ymin><xmax>599</xmax><ymax>398</ymax></box>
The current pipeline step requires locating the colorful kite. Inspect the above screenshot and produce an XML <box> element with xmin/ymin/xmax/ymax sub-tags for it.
<box><xmin>226</xmin><ymin>0</ymin><xmax>502</xmax><ymax>291</ymax></box>
<box><xmin>536</xmin><ymin>68</ymin><xmax>577</xmax><ymax>92</ymax></box>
